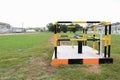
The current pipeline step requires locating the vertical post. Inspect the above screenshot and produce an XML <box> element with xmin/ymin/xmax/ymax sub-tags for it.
<box><xmin>57</xmin><ymin>26</ymin><xmax>60</xmax><ymax>46</ymax></box>
<box><xmin>54</xmin><ymin>24</ymin><xmax>57</xmax><ymax>59</ymax></box>
<box><xmin>104</xmin><ymin>46</ymin><xmax>107</xmax><ymax>57</ymax></box>
<box><xmin>93</xmin><ymin>35</ymin><xmax>95</xmax><ymax>49</ymax></box>
<box><xmin>108</xmin><ymin>24</ymin><xmax>111</xmax><ymax>57</ymax></box>
<box><xmin>98</xmin><ymin>41</ymin><xmax>100</xmax><ymax>55</ymax></box>
<box><xmin>93</xmin><ymin>25</ymin><xmax>96</xmax><ymax>49</ymax></box>
<box><xmin>78</xmin><ymin>41</ymin><xmax>82</xmax><ymax>54</ymax></box>
<box><xmin>108</xmin><ymin>44</ymin><xmax>111</xmax><ymax>57</ymax></box>
<box><xmin>104</xmin><ymin>25</ymin><xmax>107</xmax><ymax>57</ymax></box>
<box><xmin>100</xmin><ymin>29</ymin><xmax>103</xmax><ymax>56</ymax></box>
<box><xmin>85</xmin><ymin>29</ymin><xmax>87</xmax><ymax>45</ymax></box>
<box><xmin>83</xmin><ymin>28</ymin><xmax>85</xmax><ymax>45</ymax></box>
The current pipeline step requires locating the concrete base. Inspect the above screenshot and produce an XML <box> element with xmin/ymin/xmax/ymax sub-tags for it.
<box><xmin>52</xmin><ymin>46</ymin><xmax>103</xmax><ymax>59</ymax></box>
<box><xmin>51</xmin><ymin>46</ymin><xmax>113</xmax><ymax>66</ymax></box>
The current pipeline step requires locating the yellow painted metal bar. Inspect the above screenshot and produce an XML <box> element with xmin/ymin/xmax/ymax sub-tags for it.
<box><xmin>67</xmin><ymin>26</ymin><xmax>75</xmax><ymax>28</ymax></box>
<box><xmin>101</xmin><ymin>38</ymin><xmax>105</xmax><ymax>41</ymax></box>
<box><xmin>93</xmin><ymin>25</ymin><xmax>96</xmax><ymax>35</ymax></box>
<box><xmin>100</xmin><ymin>36</ymin><xmax>108</xmax><ymax>41</ymax></box>
<box><xmin>101</xmin><ymin>36</ymin><xmax>108</xmax><ymax>46</ymax></box>
<box><xmin>93</xmin><ymin>41</ymin><xmax>95</xmax><ymax>49</ymax></box>
<box><xmin>57</xmin><ymin>33</ymin><xmax>60</xmax><ymax>39</ymax></box>
<box><xmin>72</xmin><ymin>21</ymin><xmax>87</xmax><ymax>23</ymax></box>
<box><xmin>92</xmin><ymin>42</ymin><xmax>95</xmax><ymax>49</ymax></box>
<box><xmin>92</xmin><ymin>25</ymin><xmax>97</xmax><ymax>49</ymax></box>
<box><xmin>70</xmin><ymin>38</ymin><xmax>87</xmax><ymax>41</ymax></box>
<box><xmin>108</xmin><ymin>35</ymin><xmax>111</xmax><ymax>45</ymax></box>
<box><xmin>104</xmin><ymin>39</ymin><xmax>107</xmax><ymax>46</ymax></box>
<box><xmin>54</xmin><ymin>34</ymin><xmax>57</xmax><ymax>47</ymax></box>
<box><xmin>54</xmin><ymin>21</ymin><xmax>57</xmax><ymax>25</ymax></box>
<box><xmin>100</xmin><ymin>21</ymin><xmax>111</xmax><ymax>25</ymax></box>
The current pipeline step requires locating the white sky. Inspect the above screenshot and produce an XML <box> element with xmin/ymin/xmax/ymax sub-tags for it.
<box><xmin>0</xmin><ymin>0</ymin><xmax>120</xmax><ymax>28</ymax></box>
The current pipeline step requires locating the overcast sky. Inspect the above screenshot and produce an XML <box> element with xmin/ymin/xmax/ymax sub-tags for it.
<box><xmin>0</xmin><ymin>0</ymin><xmax>120</xmax><ymax>28</ymax></box>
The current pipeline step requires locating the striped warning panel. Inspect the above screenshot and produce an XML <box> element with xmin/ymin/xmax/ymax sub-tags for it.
<box><xmin>51</xmin><ymin>58</ymin><xmax>113</xmax><ymax>66</ymax></box>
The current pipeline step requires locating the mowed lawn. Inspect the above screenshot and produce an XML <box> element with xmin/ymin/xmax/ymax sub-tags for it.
<box><xmin>0</xmin><ymin>33</ymin><xmax>120</xmax><ymax>80</ymax></box>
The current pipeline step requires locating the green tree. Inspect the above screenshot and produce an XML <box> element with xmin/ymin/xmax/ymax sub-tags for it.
<box><xmin>67</xmin><ymin>24</ymin><xmax>80</xmax><ymax>33</ymax></box>
<box><xmin>46</xmin><ymin>23</ymin><xmax>54</xmax><ymax>32</ymax></box>
<box><xmin>60</xmin><ymin>24</ymin><xmax>67</xmax><ymax>33</ymax></box>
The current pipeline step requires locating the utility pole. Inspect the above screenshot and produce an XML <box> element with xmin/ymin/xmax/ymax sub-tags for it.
<box><xmin>22</xmin><ymin>22</ymin><xmax>24</xmax><ymax>32</ymax></box>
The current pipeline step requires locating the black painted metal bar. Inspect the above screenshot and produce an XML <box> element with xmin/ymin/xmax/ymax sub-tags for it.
<box><xmin>98</xmin><ymin>41</ymin><xmax>100</xmax><ymax>55</ymax></box>
<box><xmin>78</xmin><ymin>41</ymin><xmax>82</xmax><ymax>54</ymax></box>
<box><xmin>58</xmin><ymin>38</ymin><xmax>70</xmax><ymax>41</ymax></box>
<box><xmin>87</xmin><ymin>21</ymin><xmax>100</xmax><ymax>23</ymax></box>
<box><xmin>108</xmin><ymin>45</ymin><xmax>111</xmax><ymax>57</ymax></box>
<box><xmin>104</xmin><ymin>25</ymin><xmax>107</xmax><ymax>57</ymax></box>
<box><xmin>109</xmin><ymin>24</ymin><xmax>111</xmax><ymax>34</ymax></box>
<box><xmin>54</xmin><ymin>24</ymin><xmax>57</xmax><ymax>34</ymax></box>
<box><xmin>57</xmin><ymin>21</ymin><xmax>101</xmax><ymax>24</ymax></box>
<box><xmin>104</xmin><ymin>46</ymin><xmax>107</xmax><ymax>57</ymax></box>
<box><xmin>108</xmin><ymin>24</ymin><xmax>111</xmax><ymax>57</ymax></box>
<box><xmin>57</xmin><ymin>21</ymin><xmax>72</xmax><ymax>23</ymax></box>
<box><xmin>55</xmin><ymin>47</ymin><xmax>57</xmax><ymax>58</ymax></box>
<box><xmin>54</xmin><ymin>24</ymin><xmax>57</xmax><ymax>59</ymax></box>
<box><xmin>85</xmin><ymin>29</ymin><xmax>87</xmax><ymax>45</ymax></box>
<box><xmin>83</xmin><ymin>28</ymin><xmax>85</xmax><ymax>45</ymax></box>
<box><xmin>105</xmin><ymin>25</ymin><xmax>107</xmax><ymax>35</ymax></box>
<box><xmin>87</xmin><ymin>38</ymin><xmax>100</xmax><ymax>41</ymax></box>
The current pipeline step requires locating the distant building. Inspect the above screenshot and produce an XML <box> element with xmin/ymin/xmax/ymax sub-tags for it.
<box><xmin>111</xmin><ymin>22</ymin><xmax>120</xmax><ymax>34</ymax></box>
<box><xmin>95</xmin><ymin>22</ymin><xmax>120</xmax><ymax>34</ymax></box>
<box><xmin>11</xmin><ymin>27</ymin><xmax>24</xmax><ymax>33</ymax></box>
<box><xmin>0</xmin><ymin>22</ymin><xmax>11</xmax><ymax>33</ymax></box>
<box><xmin>26</xmin><ymin>29</ymin><xmax>36</xmax><ymax>33</ymax></box>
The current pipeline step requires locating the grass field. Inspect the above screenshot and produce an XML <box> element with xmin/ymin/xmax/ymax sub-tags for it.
<box><xmin>0</xmin><ymin>32</ymin><xmax>120</xmax><ymax>80</ymax></box>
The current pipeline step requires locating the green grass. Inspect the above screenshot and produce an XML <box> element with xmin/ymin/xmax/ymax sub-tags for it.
<box><xmin>0</xmin><ymin>33</ymin><xmax>120</xmax><ymax>80</ymax></box>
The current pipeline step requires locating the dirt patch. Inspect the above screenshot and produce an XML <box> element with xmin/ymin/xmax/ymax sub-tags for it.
<box><xmin>29</xmin><ymin>57</ymin><xmax>48</xmax><ymax>66</ymax></box>
<box><xmin>49</xmin><ymin>36</ymin><xmax>54</xmax><ymax>46</ymax></box>
<box><xmin>42</xmin><ymin>53</ymin><xmax>48</xmax><ymax>57</ymax></box>
<box><xmin>23</xmin><ymin>57</ymin><xmax>53</xmax><ymax>79</ymax></box>
<box><xmin>83</xmin><ymin>65</ymin><xmax>101</xmax><ymax>74</ymax></box>
<box><xmin>21</xmin><ymin>36</ymin><xmax>54</xmax><ymax>79</ymax></box>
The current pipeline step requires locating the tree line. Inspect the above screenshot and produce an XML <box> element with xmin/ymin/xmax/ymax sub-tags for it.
<box><xmin>47</xmin><ymin>23</ymin><xmax>82</xmax><ymax>33</ymax></box>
